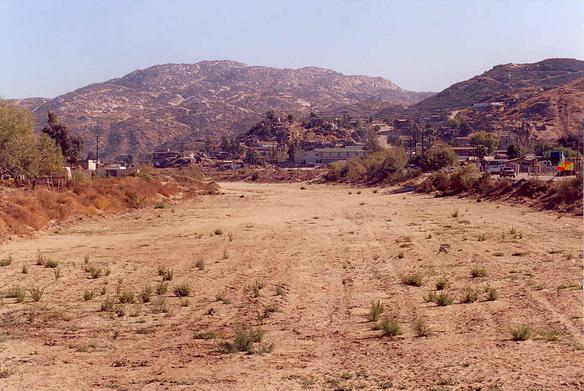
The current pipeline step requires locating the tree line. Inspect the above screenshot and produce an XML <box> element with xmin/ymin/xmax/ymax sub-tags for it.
<box><xmin>0</xmin><ymin>101</ymin><xmax>82</xmax><ymax>185</ymax></box>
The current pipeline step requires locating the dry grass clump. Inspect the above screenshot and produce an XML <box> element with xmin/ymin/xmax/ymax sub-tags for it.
<box><xmin>435</xmin><ymin>277</ymin><xmax>449</xmax><ymax>290</ymax></box>
<box><xmin>173</xmin><ymin>283</ymin><xmax>191</xmax><ymax>297</ymax></box>
<box><xmin>194</xmin><ymin>330</ymin><xmax>219</xmax><ymax>340</ymax></box>
<box><xmin>460</xmin><ymin>287</ymin><xmax>478</xmax><ymax>303</ymax></box>
<box><xmin>152</xmin><ymin>296</ymin><xmax>169</xmax><ymax>314</ymax></box>
<box><xmin>195</xmin><ymin>259</ymin><xmax>205</xmax><ymax>270</ymax></box>
<box><xmin>246</xmin><ymin>279</ymin><xmax>265</xmax><ymax>298</ymax></box>
<box><xmin>375</xmin><ymin>316</ymin><xmax>401</xmax><ymax>337</ymax></box>
<box><xmin>414</xmin><ymin>317</ymin><xmax>432</xmax><ymax>337</ymax></box>
<box><xmin>83</xmin><ymin>290</ymin><xmax>95</xmax><ymax>301</ymax></box>
<box><xmin>401</xmin><ymin>273</ymin><xmax>423</xmax><ymax>287</ymax></box>
<box><xmin>88</xmin><ymin>265</ymin><xmax>102</xmax><ymax>279</ymax></box>
<box><xmin>215</xmin><ymin>291</ymin><xmax>231</xmax><ymax>304</ymax></box>
<box><xmin>220</xmin><ymin>326</ymin><xmax>267</xmax><ymax>353</ymax></box>
<box><xmin>29</xmin><ymin>286</ymin><xmax>44</xmax><ymax>302</ymax></box>
<box><xmin>470</xmin><ymin>265</ymin><xmax>488</xmax><ymax>278</ymax></box>
<box><xmin>35</xmin><ymin>254</ymin><xmax>59</xmax><ymax>268</ymax></box>
<box><xmin>156</xmin><ymin>282</ymin><xmax>169</xmax><ymax>296</ymax></box>
<box><xmin>158</xmin><ymin>267</ymin><xmax>174</xmax><ymax>281</ymax></box>
<box><xmin>0</xmin><ymin>256</ymin><xmax>13</xmax><ymax>267</ymax></box>
<box><xmin>4</xmin><ymin>285</ymin><xmax>26</xmax><ymax>303</ymax></box>
<box><xmin>484</xmin><ymin>285</ymin><xmax>498</xmax><ymax>301</ymax></box>
<box><xmin>425</xmin><ymin>291</ymin><xmax>454</xmax><ymax>306</ymax></box>
<box><xmin>117</xmin><ymin>289</ymin><xmax>136</xmax><ymax>304</ymax></box>
<box><xmin>511</xmin><ymin>325</ymin><xmax>532</xmax><ymax>341</ymax></box>
<box><xmin>0</xmin><ymin>366</ymin><xmax>10</xmax><ymax>379</ymax></box>
<box><xmin>139</xmin><ymin>285</ymin><xmax>153</xmax><ymax>303</ymax></box>
<box><xmin>275</xmin><ymin>285</ymin><xmax>286</xmax><ymax>297</ymax></box>
<box><xmin>368</xmin><ymin>300</ymin><xmax>385</xmax><ymax>321</ymax></box>
<box><xmin>509</xmin><ymin>227</ymin><xmax>523</xmax><ymax>239</ymax></box>
<box><xmin>539</xmin><ymin>330</ymin><xmax>560</xmax><ymax>342</ymax></box>
<box><xmin>100</xmin><ymin>296</ymin><xmax>115</xmax><ymax>312</ymax></box>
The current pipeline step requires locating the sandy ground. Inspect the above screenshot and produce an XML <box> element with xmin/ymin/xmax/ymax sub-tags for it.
<box><xmin>0</xmin><ymin>182</ymin><xmax>582</xmax><ymax>390</ymax></box>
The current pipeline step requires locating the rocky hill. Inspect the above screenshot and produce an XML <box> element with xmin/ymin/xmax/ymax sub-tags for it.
<box><xmin>378</xmin><ymin>58</ymin><xmax>584</xmax><ymax>140</ymax></box>
<box><xmin>453</xmin><ymin>76</ymin><xmax>584</xmax><ymax>139</ymax></box>
<box><xmin>28</xmin><ymin>61</ymin><xmax>431</xmax><ymax>159</ymax></box>
<box><xmin>6</xmin><ymin>97</ymin><xmax>49</xmax><ymax>112</ymax></box>
<box><xmin>414</xmin><ymin>58</ymin><xmax>584</xmax><ymax>111</ymax></box>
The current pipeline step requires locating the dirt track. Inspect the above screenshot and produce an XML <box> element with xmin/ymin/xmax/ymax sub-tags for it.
<box><xmin>0</xmin><ymin>182</ymin><xmax>582</xmax><ymax>390</ymax></box>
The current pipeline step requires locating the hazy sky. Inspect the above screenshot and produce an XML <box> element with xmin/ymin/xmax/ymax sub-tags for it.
<box><xmin>1</xmin><ymin>0</ymin><xmax>583</xmax><ymax>98</ymax></box>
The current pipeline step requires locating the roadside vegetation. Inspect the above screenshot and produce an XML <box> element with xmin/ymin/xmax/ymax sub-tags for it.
<box><xmin>417</xmin><ymin>167</ymin><xmax>582</xmax><ymax>213</ymax></box>
<box><xmin>326</xmin><ymin>146</ymin><xmax>410</xmax><ymax>184</ymax></box>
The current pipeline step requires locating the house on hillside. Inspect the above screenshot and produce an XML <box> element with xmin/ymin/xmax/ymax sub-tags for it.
<box><xmin>294</xmin><ymin>146</ymin><xmax>367</xmax><ymax>166</ymax></box>
<box><xmin>496</xmin><ymin>131</ymin><xmax>517</xmax><ymax>150</ymax></box>
<box><xmin>452</xmin><ymin>136</ymin><xmax>472</xmax><ymax>147</ymax></box>
<box><xmin>393</xmin><ymin>118</ymin><xmax>413</xmax><ymax>132</ymax></box>
<box><xmin>472</xmin><ymin>102</ymin><xmax>504</xmax><ymax>110</ymax></box>
<box><xmin>452</xmin><ymin>146</ymin><xmax>476</xmax><ymax>161</ymax></box>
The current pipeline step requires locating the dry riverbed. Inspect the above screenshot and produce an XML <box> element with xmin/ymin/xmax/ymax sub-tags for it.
<box><xmin>0</xmin><ymin>182</ymin><xmax>582</xmax><ymax>390</ymax></box>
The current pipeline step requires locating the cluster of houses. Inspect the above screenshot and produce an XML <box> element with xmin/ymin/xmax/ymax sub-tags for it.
<box><xmin>73</xmin><ymin>109</ymin><xmax>577</xmax><ymax>178</ymax></box>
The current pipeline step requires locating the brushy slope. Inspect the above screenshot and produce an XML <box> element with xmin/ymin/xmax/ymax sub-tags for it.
<box><xmin>416</xmin><ymin>166</ymin><xmax>583</xmax><ymax>214</ymax></box>
<box><xmin>0</xmin><ymin>167</ymin><xmax>218</xmax><ymax>236</ymax></box>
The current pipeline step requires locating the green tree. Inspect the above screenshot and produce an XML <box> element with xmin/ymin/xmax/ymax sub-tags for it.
<box><xmin>244</xmin><ymin>150</ymin><xmax>263</xmax><ymax>165</ymax></box>
<box><xmin>37</xmin><ymin>133</ymin><xmax>64</xmax><ymax>177</ymax></box>
<box><xmin>364</xmin><ymin>147</ymin><xmax>407</xmax><ymax>179</ymax></box>
<box><xmin>42</xmin><ymin>112</ymin><xmax>83</xmax><ymax>164</ymax></box>
<box><xmin>265</xmin><ymin>110</ymin><xmax>276</xmax><ymax>121</ymax></box>
<box><xmin>470</xmin><ymin>132</ymin><xmax>498</xmax><ymax>158</ymax></box>
<box><xmin>421</xmin><ymin>143</ymin><xmax>457</xmax><ymax>171</ymax></box>
<box><xmin>0</xmin><ymin>102</ymin><xmax>39</xmax><ymax>184</ymax></box>
<box><xmin>506</xmin><ymin>144</ymin><xmax>522</xmax><ymax>159</ymax></box>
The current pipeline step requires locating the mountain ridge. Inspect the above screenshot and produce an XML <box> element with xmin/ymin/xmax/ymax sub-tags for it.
<box><xmin>28</xmin><ymin>60</ymin><xmax>432</xmax><ymax>158</ymax></box>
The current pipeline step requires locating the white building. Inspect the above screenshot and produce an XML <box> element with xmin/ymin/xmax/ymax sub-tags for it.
<box><xmin>294</xmin><ymin>147</ymin><xmax>367</xmax><ymax>165</ymax></box>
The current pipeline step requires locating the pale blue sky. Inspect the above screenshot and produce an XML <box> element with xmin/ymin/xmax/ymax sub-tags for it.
<box><xmin>1</xmin><ymin>0</ymin><xmax>583</xmax><ymax>98</ymax></box>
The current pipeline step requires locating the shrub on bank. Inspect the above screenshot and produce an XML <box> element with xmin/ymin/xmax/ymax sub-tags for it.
<box><xmin>326</xmin><ymin>147</ymin><xmax>408</xmax><ymax>183</ymax></box>
<box><xmin>416</xmin><ymin>167</ymin><xmax>582</xmax><ymax>214</ymax></box>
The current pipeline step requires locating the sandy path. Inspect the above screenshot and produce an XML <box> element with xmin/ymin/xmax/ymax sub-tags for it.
<box><xmin>0</xmin><ymin>182</ymin><xmax>582</xmax><ymax>390</ymax></box>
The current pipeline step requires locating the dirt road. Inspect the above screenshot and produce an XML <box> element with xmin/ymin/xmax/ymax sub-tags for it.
<box><xmin>0</xmin><ymin>182</ymin><xmax>582</xmax><ymax>390</ymax></box>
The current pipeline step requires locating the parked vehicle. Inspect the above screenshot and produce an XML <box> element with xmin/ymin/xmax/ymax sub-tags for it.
<box><xmin>500</xmin><ymin>167</ymin><xmax>516</xmax><ymax>178</ymax></box>
<box><xmin>486</xmin><ymin>164</ymin><xmax>502</xmax><ymax>174</ymax></box>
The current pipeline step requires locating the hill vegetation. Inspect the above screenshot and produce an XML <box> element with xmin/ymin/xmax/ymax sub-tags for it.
<box><xmin>26</xmin><ymin>61</ymin><xmax>431</xmax><ymax>159</ymax></box>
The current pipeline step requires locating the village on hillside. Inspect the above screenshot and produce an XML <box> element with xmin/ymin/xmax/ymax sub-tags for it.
<box><xmin>65</xmin><ymin>105</ymin><xmax>581</xmax><ymax>183</ymax></box>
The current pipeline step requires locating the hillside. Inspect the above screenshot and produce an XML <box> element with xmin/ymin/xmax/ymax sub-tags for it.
<box><xmin>454</xmin><ymin>76</ymin><xmax>584</xmax><ymax>139</ymax></box>
<box><xmin>6</xmin><ymin>97</ymin><xmax>49</xmax><ymax>112</ymax></box>
<box><xmin>414</xmin><ymin>58</ymin><xmax>584</xmax><ymax>111</ymax></box>
<box><xmin>29</xmin><ymin>61</ymin><xmax>431</xmax><ymax>159</ymax></box>
<box><xmin>378</xmin><ymin>58</ymin><xmax>584</xmax><ymax>140</ymax></box>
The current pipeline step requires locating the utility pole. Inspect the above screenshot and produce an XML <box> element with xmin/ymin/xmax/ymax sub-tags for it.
<box><xmin>96</xmin><ymin>135</ymin><xmax>100</xmax><ymax>164</ymax></box>
<box><xmin>421</xmin><ymin>126</ymin><xmax>425</xmax><ymax>156</ymax></box>
<box><xmin>576</xmin><ymin>120</ymin><xmax>583</xmax><ymax>174</ymax></box>
<box><xmin>574</xmin><ymin>114</ymin><xmax>584</xmax><ymax>174</ymax></box>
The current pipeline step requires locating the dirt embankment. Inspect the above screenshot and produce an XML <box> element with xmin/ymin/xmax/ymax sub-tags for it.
<box><xmin>0</xmin><ymin>167</ymin><xmax>218</xmax><ymax>237</ymax></box>
<box><xmin>415</xmin><ymin>169</ymin><xmax>583</xmax><ymax>215</ymax></box>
